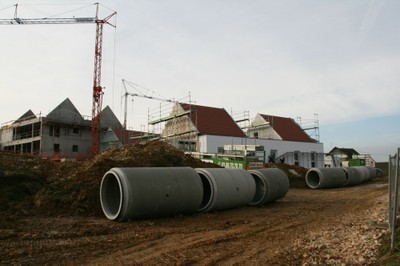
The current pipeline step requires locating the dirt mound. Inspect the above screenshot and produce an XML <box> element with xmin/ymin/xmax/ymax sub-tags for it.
<box><xmin>0</xmin><ymin>152</ymin><xmax>57</xmax><ymax>217</ymax></box>
<box><xmin>1</xmin><ymin>141</ymin><xmax>308</xmax><ymax>218</ymax></box>
<box><xmin>0</xmin><ymin>151</ymin><xmax>59</xmax><ymax>179</ymax></box>
<box><xmin>31</xmin><ymin>141</ymin><xmax>219</xmax><ymax>217</ymax></box>
<box><xmin>264</xmin><ymin>162</ymin><xmax>309</xmax><ymax>188</ymax></box>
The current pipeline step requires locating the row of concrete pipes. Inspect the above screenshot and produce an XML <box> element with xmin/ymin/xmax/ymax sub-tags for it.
<box><xmin>305</xmin><ymin>166</ymin><xmax>378</xmax><ymax>189</ymax></box>
<box><xmin>100</xmin><ymin>167</ymin><xmax>290</xmax><ymax>221</ymax></box>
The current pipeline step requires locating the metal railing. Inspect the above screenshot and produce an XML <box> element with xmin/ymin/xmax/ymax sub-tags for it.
<box><xmin>389</xmin><ymin>148</ymin><xmax>400</xmax><ymax>249</ymax></box>
<box><xmin>12</xmin><ymin>129</ymin><xmax>41</xmax><ymax>140</ymax></box>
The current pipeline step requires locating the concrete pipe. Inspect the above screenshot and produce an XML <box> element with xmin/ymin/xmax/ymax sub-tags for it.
<box><xmin>305</xmin><ymin>167</ymin><xmax>347</xmax><ymax>189</ymax></box>
<box><xmin>342</xmin><ymin>167</ymin><xmax>363</xmax><ymax>186</ymax></box>
<box><xmin>352</xmin><ymin>166</ymin><xmax>371</xmax><ymax>182</ymax></box>
<box><xmin>248</xmin><ymin>168</ymin><xmax>290</xmax><ymax>206</ymax></box>
<box><xmin>100</xmin><ymin>167</ymin><xmax>203</xmax><ymax>221</ymax></box>
<box><xmin>195</xmin><ymin>168</ymin><xmax>256</xmax><ymax>212</ymax></box>
<box><xmin>366</xmin><ymin>166</ymin><xmax>377</xmax><ymax>180</ymax></box>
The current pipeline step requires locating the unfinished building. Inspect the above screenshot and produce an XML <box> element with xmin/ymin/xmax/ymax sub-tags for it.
<box><xmin>246</xmin><ymin>113</ymin><xmax>324</xmax><ymax>167</ymax></box>
<box><xmin>159</xmin><ymin>102</ymin><xmax>246</xmax><ymax>152</ymax></box>
<box><xmin>156</xmin><ymin>102</ymin><xmax>325</xmax><ymax>168</ymax></box>
<box><xmin>1</xmin><ymin>97</ymin><xmax>325</xmax><ymax>168</ymax></box>
<box><xmin>0</xmin><ymin>98</ymin><xmax>128</xmax><ymax>160</ymax></box>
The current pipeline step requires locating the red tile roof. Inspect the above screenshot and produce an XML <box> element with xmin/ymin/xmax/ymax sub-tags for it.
<box><xmin>180</xmin><ymin>103</ymin><xmax>246</xmax><ymax>137</ymax></box>
<box><xmin>260</xmin><ymin>114</ymin><xmax>314</xmax><ymax>142</ymax></box>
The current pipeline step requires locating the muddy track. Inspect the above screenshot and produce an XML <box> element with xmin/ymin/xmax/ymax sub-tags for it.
<box><xmin>1</xmin><ymin>178</ymin><xmax>388</xmax><ymax>265</ymax></box>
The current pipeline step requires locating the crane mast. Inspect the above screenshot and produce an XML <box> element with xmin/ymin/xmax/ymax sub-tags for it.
<box><xmin>0</xmin><ymin>3</ymin><xmax>116</xmax><ymax>156</ymax></box>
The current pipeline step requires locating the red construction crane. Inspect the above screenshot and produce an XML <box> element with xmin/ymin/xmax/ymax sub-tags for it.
<box><xmin>0</xmin><ymin>3</ymin><xmax>117</xmax><ymax>156</ymax></box>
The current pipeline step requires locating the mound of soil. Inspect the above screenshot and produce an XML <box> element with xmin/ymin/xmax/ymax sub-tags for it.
<box><xmin>0</xmin><ymin>141</ymin><xmax>308</xmax><ymax>218</ymax></box>
<box><xmin>264</xmin><ymin>162</ymin><xmax>309</xmax><ymax>188</ymax></box>
<box><xmin>1</xmin><ymin>141</ymin><xmax>219</xmax><ymax>218</ymax></box>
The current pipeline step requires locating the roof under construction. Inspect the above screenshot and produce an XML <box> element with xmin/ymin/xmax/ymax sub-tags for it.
<box><xmin>100</xmin><ymin>106</ymin><xmax>123</xmax><ymax>129</ymax></box>
<box><xmin>46</xmin><ymin>98</ymin><xmax>88</xmax><ymax>126</ymax></box>
<box><xmin>259</xmin><ymin>114</ymin><xmax>314</xmax><ymax>143</ymax></box>
<box><xmin>13</xmin><ymin>109</ymin><xmax>36</xmax><ymax>124</ymax></box>
<box><xmin>180</xmin><ymin>103</ymin><xmax>246</xmax><ymax>138</ymax></box>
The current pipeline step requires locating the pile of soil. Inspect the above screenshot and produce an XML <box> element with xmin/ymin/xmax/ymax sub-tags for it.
<box><xmin>34</xmin><ymin>141</ymin><xmax>221</xmax><ymax>217</ymax></box>
<box><xmin>264</xmin><ymin>162</ymin><xmax>309</xmax><ymax>188</ymax></box>
<box><xmin>0</xmin><ymin>152</ymin><xmax>58</xmax><ymax>216</ymax></box>
<box><xmin>0</xmin><ymin>141</ymin><xmax>308</xmax><ymax>218</ymax></box>
<box><xmin>0</xmin><ymin>141</ymin><xmax>219</xmax><ymax>218</ymax></box>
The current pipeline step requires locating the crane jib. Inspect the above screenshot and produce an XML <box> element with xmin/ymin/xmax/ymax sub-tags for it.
<box><xmin>0</xmin><ymin>17</ymin><xmax>97</xmax><ymax>25</ymax></box>
<box><xmin>0</xmin><ymin>4</ymin><xmax>117</xmax><ymax>156</ymax></box>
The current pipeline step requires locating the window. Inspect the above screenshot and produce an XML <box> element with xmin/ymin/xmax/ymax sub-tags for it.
<box><xmin>294</xmin><ymin>151</ymin><xmax>299</xmax><ymax>161</ymax></box>
<box><xmin>49</xmin><ymin>126</ymin><xmax>53</xmax><ymax>136</ymax></box>
<box><xmin>269</xmin><ymin>150</ymin><xmax>277</xmax><ymax>163</ymax></box>
<box><xmin>54</xmin><ymin>143</ymin><xmax>60</xmax><ymax>153</ymax></box>
<box><xmin>54</xmin><ymin>126</ymin><xmax>60</xmax><ymax>137</ymax></box>
<box><xmin>311</xmin><ymin>152</ymin><xmax>315</xmax><ymax>161</ymax></box>
<box><xmin>72</xmin><ymin>145</ymin><xmax>79</xmax><ymax>152</ymax></box>
<box><xmin>72</xmin><ymin>127</ymin><xmax>79</xmax><ymax>134</ymax></box>
<box><xmin>254</xmin><ymin>132</ymin><xmax>259</xmax><ymax>139</ymax></box>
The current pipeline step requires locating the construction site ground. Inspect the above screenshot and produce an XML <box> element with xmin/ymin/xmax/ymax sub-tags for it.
<box><xmin>0</xmin><ymin>141</ymin><xmax>393</xmax><ymax>265</ymax></box>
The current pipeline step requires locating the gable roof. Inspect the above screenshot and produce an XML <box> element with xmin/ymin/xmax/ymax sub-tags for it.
<box><xmin>327</xmin><ymin>147</ymin><xmax>360</xmax><ymax>158</ymax></box>
<box><xmin>100</xmin><ymin>106</ymin><xmax>122</xmax><ymax>129</ymax></box>
<box><xmin>180</xmin><ymin>103</ymin><xmax>246</xmax><ymax>137</ymax></box>
<box><xmin>259</xmin><ymin>114</ymin><xmax>314</xmax><ymax>142</ymax></box>
<box><xmin>46</xmin><ymin>98</ymin><xmax>86</xmax><ymax>125</ymax></box>
<box><xmin>13</xmin><ymin>110</ymin><xmax>36</xmax><ymax>124</ymax></box>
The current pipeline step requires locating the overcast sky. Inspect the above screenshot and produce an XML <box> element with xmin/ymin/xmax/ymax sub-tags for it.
<box><xmin>0</xmin><ymin>0</ymin><xmax>399</xmax><ymax>161</ymax></box>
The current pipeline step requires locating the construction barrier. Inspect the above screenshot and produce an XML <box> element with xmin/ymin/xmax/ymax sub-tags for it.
<box><xmin>389</xmin><ymin>148</ymin><xmax>400</xmax><ymax>249</ymax></box>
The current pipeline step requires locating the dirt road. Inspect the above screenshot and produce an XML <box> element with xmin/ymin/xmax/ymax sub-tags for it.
<box><xmin>1</xmin><ymin>178</ymin><xmax>388</xmax><ymax>265</ymax></box>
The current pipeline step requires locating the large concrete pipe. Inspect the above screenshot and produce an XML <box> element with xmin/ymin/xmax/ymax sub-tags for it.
<box><xmin>100</xmin><ymin>167</ymin><xmax>203</xmax><ymax>221</ymax></box>
<box><xmin>367</xmin><ymin>166</ymin><xmax>377</xmax><ymax>179</ymax></box>
<box><xmin>352</xmin><ymin>166</ymin><xmax>371</xmax><ymax>182</ymax></box>
<box><xmin>342</xmin><ymin>167</ymin><xmax>363</xmax><ymax>186</ymax></box>
<box><xmin>305</xmin><ymin>167</ymin><xmax>347</xmax><ymax>189</ymax></box>
<box><xmin>248</xmin><ymin>168</ymin><xmax>290</xmax><ymax>206</ymax></box>
<box><xmin>195</xmin><ymin>168</ymin><xmax>256</xmax><ymax>212</ymax></box>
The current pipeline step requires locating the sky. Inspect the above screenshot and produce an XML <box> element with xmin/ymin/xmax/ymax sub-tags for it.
<box><xmin>0</xmin><ymin>0</ymin><xmax>399</xmax><ymax>162</ymax></box>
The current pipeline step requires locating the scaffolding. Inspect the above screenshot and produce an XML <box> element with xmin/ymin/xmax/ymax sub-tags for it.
<box><xmin>231</xmin><ymin>110</ymin><xmax>250</xmax><ymax>131</ymax></box>
<box><xmin>296</xmin><ymin>113</ymin><xmax>320</xmax><ymax>142</ymax></box>
<box><xmin>121</xmin><ymin>79</ymin><xmax>196</xmax><ymax>146</ymax></box>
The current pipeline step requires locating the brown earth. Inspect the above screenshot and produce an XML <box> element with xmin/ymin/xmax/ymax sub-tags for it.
<box><xmin>0</xmin><ymin>141</ymin><xmax>390</xmax><ymax>265</ymax></box>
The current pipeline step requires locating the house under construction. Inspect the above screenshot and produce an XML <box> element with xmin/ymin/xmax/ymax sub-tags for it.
<box><xmin>151</xmin><ymin>102</ymin><xmax>325</xmax><ymax>168</ymax></box>
<box><xmin>0</xmin><ymin>98</ymin><xmax>134</xmax><ymax>160</ymax></box>
<box><xmin>1</xmin><ymin>98</ymin><xmax>325</xmax><ymax>168</ymax></box>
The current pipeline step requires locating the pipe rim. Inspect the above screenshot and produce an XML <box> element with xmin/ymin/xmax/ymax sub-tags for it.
<box><xmin>100</xmin><ymin>170</ymin><xmax>124</xmax><ymax>221</ymax></box>
<box><xmin>248</xmin><ymin>171</ymin><xmax>266</xmax><ymax>206</ymax></box>
<box><xmin>195</xmin><ymin>168</ymin><xmax>215</xmax><ymax>212</ymax></box>
<box><xmin>305</xmin><ymin>168</ymin><xmax>322</xmax><ymax>189</ymax></box>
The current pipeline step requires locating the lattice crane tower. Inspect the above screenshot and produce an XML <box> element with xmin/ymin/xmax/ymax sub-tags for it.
<box><xmin>0</xmin><ymin>3</ymin><xmax>117</xmax><ymax>156</ymax></box>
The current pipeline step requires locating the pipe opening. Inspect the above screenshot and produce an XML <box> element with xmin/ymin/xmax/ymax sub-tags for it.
<box><xmin>197</xmin><ymin>172</ymin><xmax>213</xmax><ymax>212</ymax></box>
<box><xmin>306</xmin><ymin>170</ymin><xmax>321</xmax><ymax>189</ymax></box>
<box><xmin>100</xmin><ymin>172</ymin><xmax>123</xmax><ymax>220</ymax></box>
<box><xmin>249</xmin><ymin>172</ymin><xmax>266</xmax><ymax>205</ymax></box>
